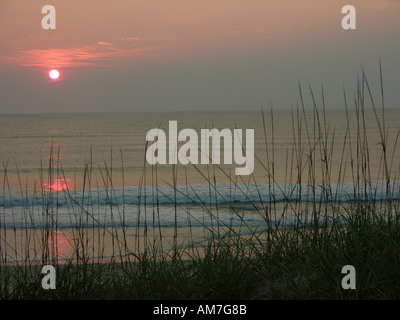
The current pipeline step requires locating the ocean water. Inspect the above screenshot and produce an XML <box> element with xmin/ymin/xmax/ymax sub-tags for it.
<box><xmin>1</xmin><ymin>109</ymin><xmax>400</xmax><ymax>229</ymax></box>
<box><xmin>0</xmin><ymin>109</ymin><xmax>399</xmax><ymax>262</ymax></box>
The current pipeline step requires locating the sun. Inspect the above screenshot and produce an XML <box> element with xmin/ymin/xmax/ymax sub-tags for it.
<box><xmin>49</xmin><ymin>69</ymin><xmax>60</xmax><ymax>80</ymax></box>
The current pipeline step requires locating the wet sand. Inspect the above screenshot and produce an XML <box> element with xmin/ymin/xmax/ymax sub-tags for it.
<box><xmin>0</xmin><ymin>223</ymin><xmax>265</xmax><ymax>266</ymax></box>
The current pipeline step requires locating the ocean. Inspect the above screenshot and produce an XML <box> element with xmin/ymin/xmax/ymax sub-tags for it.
<box><xmin>1</xmin><ymin>108</ymin><xmax>399</xmax><ymax>262</ymax></box>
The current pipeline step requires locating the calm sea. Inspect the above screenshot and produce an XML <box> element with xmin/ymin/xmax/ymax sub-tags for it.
<box><xmin>0</xmin><ymin>109</ymin><xmax>399</xmax><ymax>231</ymax></box>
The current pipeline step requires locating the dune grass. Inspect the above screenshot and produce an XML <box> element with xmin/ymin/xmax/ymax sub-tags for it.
<box><xmin>1</xmin><ymin>64</ymin><xmax>400</xmax><ymax>300</ymax></box>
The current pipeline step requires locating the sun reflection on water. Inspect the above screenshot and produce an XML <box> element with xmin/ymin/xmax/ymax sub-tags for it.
<box><xmin>46</xmin><ymin>230</ymin><xmax>75</xmax><ymax>262</ymax></box>
<box><xmin>43</xmin><ymin>177</ymin><xmax>70</xmax><ymax>192</ymax></box>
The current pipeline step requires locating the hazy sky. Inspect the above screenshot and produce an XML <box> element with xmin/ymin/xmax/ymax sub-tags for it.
<box><xmin>0</xmin><ymin>0</ymin><xmax>399</xmax><ymax>114</ymax></box>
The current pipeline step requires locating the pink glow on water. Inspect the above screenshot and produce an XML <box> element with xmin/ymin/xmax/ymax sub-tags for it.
<box><xmin>43</xmin><ymin>177</ymin><xmax>69</xmax><ymax>192</ymax></box>
<box><xmin>47</xmin><ymin>230</ymin><xmax>74</xmax><ymax>263</ymax></box>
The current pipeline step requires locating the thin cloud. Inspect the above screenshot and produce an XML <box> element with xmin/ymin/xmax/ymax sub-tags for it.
<box><xmin>97</xmin><ymin>41</ymin><xmax>112</xmax><ymax>46</ymax></box>
<box><xmin>2</xmin><ymin>41</ymin><xmax>166</xmax><ymax>68</ymax></box>
<box><xmin>120</xmin><ymin>37</ymin><xmax>145</xmax><ymax>41</ymax></box>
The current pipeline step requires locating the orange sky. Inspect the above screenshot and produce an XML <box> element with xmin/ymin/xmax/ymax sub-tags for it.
<box><xmin>2</xmin><ymin>0</ymin><xmax>397</xmax><ymax>69</ymax></box>
<box><xmin>0</xmin><ymin>0</ymin><xmax>399</xmax><ymax>113</ymax></box>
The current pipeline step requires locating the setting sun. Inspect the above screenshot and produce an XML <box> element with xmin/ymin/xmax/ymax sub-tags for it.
<box><xmin>49</xmin><ymin>69</ymin><xmax>60</xmax><ymax>80</ymax></box>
